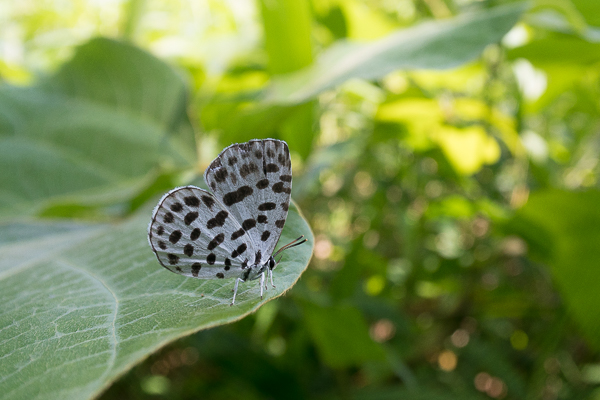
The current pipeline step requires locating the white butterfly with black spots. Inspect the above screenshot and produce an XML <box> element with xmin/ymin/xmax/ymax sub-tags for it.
<box><xmin>148</xmin><ymin>139</ymin><xmax>307</xmax><ymax>305</ymax></box>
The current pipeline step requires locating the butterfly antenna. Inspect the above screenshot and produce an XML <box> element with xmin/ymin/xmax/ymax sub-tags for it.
<box><xmin>273</xmin><ymin>235</ymin><xmax>307</xmax><ymax>258</ymax></box>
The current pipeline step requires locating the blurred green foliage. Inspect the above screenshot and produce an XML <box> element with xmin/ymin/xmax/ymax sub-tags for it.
<box><xmin>2</xmin><ymin>0</ymin><xmax>600</xmax><ymax>399</ymax></box>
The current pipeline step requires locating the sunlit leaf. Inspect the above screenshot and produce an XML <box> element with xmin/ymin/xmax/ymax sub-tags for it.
<box><xmin>376</xmin><ymin>98</ymin><xmax>505</xmax><ymax>174</ymax></box>
<box><xmin>339</xmin><ymin>0</ymin><xmax>398</xmax><ymax>40</ymax></box>
<box><xmin>434</xmin><ymin>126</ymin><xmax>501</xmax><ymax>175</ymax></box>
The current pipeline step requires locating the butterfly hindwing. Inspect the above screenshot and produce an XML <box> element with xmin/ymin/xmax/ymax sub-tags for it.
<box><xmin>148</xmin><ymin>186</ymin><xmax>256</xmax><ymax>280</ymax></box>
<box><xmin>204</xmin><ymin>139</ymin><xmax>292</xmax><ymax>264</ymax></box>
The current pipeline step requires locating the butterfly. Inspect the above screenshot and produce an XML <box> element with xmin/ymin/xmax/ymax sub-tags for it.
<box><xmin>147</xmin><ymin>139</ymin><xmax>307</xmax><ymax>305</ymax></box>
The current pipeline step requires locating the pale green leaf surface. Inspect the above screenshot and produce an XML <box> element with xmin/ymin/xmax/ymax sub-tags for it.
<box><xmin>0</xmin><ymin>38</ymin><xmax>195</xmax><ymax>218</ymax></box>
<box><xmin>264</xmin><ymin>3</ymin><xmax>526</xmax><ymax>104</ymax></box>
<box><xmin>0</xmin><ymin>202</ymin><xmax>313</xmax><ymax>400</ymax></box>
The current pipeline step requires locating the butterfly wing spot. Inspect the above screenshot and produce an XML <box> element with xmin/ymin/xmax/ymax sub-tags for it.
<box><xmin>258</xmin><ymin>202</ymin><xmax>276</xmax><ymax>211</ymax></box>
<box><xmin>242</xmin><ymin>218</ymin><xmax>257</xmax><ymax>230</ymax></box>
<box><xmin>279</xmin><ymin>175</ymin><xmax>292</xmax><ymax>182</ymax></box>
<box><xmin>256</xmin><ymin>179</ymin><xmax>269</xmax><ymax>189</ymax></box>
<box><xmin>169</xmin><ymin>230</ymin><xmax>182</xmax><ymax>244</ymax></box>
<box><xmin>170</xmin><ymin>202</ymin><xmax>183</xmax><ymax>212</ymax></box>
<box><xmin>231</xmin><ymin>228</ymin><xmax>245</xmax><ymax>240</ymax></box>
<box><xmin>261</xmin><ymin>231</ymin><xmax>271</xmax><ymax>242</ymax></box>
<box><xmin>275</xmin><ymin>219</ymin><xmax>285</xmax><ymax>229</ymax></box>
<box><xmin>207</xmin><ymin>210</ymin><xmax>228</xmax><ymax>229</ymax></box>
<box><xmin>265</xmin><ymin>163</ymin><xmax>279</xmax><ymax>173</ymax></box>
<box><xmin>168</xmin><ymin>254</ymin><xmax>179</xmax><ymax>265</ymax></box>
<box><xmin>192</xmin><ymin>263</ymin><xmax>202</xmax><ymax>277</ymax></box>
<box><xmin>272</xmin><ymin>182</ymin><xmax>291</xmax><ymax>194</ymax></box>
<box><xmin>214</xmin><ymin>168</ymin><xmax>228</xmax><ymax>182</ymax></box>
<box><xmin>201</xmin><ymin>195</ymin><xmax>215</xmax><ymax>209</ymax></box>
<box><xmin>184</xmin><ymin>211</ymin><xmax>198</xmax><ymax>225</ymax></box>
<box><xmin>240</xmin><ymin>163</ymin><xmax>259</xmax><ymax>178</ymax></box>
<box><xmin>231</xmin><ymin>243</ymin><xmax>247</xmax><ymax>258</ymax></box>
<box><xmin>184</xmin><ymin>196</ymin><xmax>200</xmax><ymax>207</ymax></box>
<box><xmin>207</xmin><ymin>233</ymin><xmax>225</xmax><ymax>250</ymax></box>
<box><xmin>207</xmin><ymin>253</ymin><xmax>216</xmax><ymax>265</ymax></box>
<box><xmin>163</xmin><ymin>212</ymin><xmax>174</xmax><ymax>223</ymax></box>
<box><xmin>281</xmin><ymin>202</ymin><xmax>289</xmax><ymax>211</ymax></box>
<box><xmin>223</xmin><ymin>186</ymin><xmax>254</xmax><ymax>206</ymax></box>
<box><xmin>257</xmin><ymin>215</ymin><xmax>267</xmax><ymax>224</ymax></box>
<box><xmin>184</xmin><ymin>244</ymin><xmax>194</xmax><ymax>256</ymax></box>
<box><xmin>228</xmin><ymin>157</ymin><xmax>238</xmax><ymax>166</ymax></box>
<box><xmin>278</xmin><ymin>154</ymin><xmax>286</xmax><ymax>166</ymax></box>
<box><xmin>190</xmin><ymin>228</ymin><xmax>201</xmax><ymax>240</ymax></box>
<box><xmin>158</xmin><ymin>241</ymin><xmax>167</xmax><ymax>250</ymax></box>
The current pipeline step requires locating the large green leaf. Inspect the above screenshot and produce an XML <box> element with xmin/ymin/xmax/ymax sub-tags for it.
<box><xmin>263</xmin><ymin>2</ymin><xmax>526</xmax><ymax>104</ymax></box>
<box><xmin>0</xmin><ymin>202</ymin><xmax>313</xmax><ymax>400</ymax></box>
<box><xmin>0</xmin><ymin>38</ymin><xmax>195</xmax><ymax>218</ymax></box>
<box><xmin>514</xmin><ymin>190</ymin><xmax>600</xmax><ymax>350</ymax></box>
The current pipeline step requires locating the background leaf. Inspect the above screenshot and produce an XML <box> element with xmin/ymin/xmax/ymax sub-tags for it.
<box><xmin>264</xmin><ymin>3</ymin><xmax>526</xmax><ymax>104</ymax></box>
<box><xmin>0</xmin><ymin>38</ymin><xmax>195</xmax><ymax>218</ymax></box>
<box><xmin>513</xmin><ymin>190</ymin><xmax>600</xmax><ymax>350</ymax></box>
<box><xmin>301</xmin><ymin>302</ymin><xmax>386</xmax><ymax>368</ymax></box>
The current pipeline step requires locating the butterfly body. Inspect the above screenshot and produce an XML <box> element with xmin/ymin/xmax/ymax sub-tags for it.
<box><xmin>148</xmin><ymin>139</ymin><xmax>306</xmax><ymax>304</ymax></box>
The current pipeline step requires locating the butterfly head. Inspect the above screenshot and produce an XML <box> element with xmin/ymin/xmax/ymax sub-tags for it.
<box><xmin>268</xmin><ymin>256</ymin><xmax>276</xmax><ymax>271</ymax></box>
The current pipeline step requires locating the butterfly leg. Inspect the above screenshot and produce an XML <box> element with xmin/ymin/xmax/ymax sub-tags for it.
<box><xmin>259</xmin><ymin>272</ymin><xmax>265</xmax><ymax>299</ymax></box>
<box><xmin>268</xmin><ymin>268</ymin><xmax>276</xmax><ymax>289</ymax></box>
<box><xmin>231</xmin><ymin>278</ymin><xmax>244</xmax><ymax>306</ymax></box>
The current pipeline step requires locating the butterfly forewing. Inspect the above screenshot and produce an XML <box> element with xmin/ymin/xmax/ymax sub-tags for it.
<box><xmin>204</xmin><ymin>139</ymin><xmax>292</xmax><ymax>264</ymax></box>
<box><xmin>148</xmin><ymin>186</ymin><xmax>256</xmax><ymax>280</ymax></box>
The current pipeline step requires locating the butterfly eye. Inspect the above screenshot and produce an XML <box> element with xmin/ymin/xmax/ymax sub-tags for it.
<box><xmin>269</xmin><ymin>257</ymin><xmax>276</xmax><ymax>270</ymax></box>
